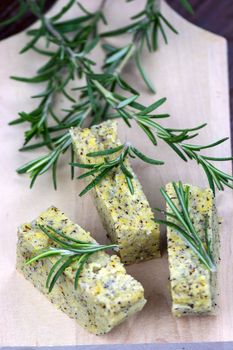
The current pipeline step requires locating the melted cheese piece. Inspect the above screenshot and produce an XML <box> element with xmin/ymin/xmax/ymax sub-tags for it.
<box><xmin>70</xmin><ymin>121</ymin><xmax>160</xmax><ymax>264</ymax></box>
<box><xmin>16</xmin><ymin>207</ymin><xmax>146</xmax><ymax>334</ymax></box>
<box><xmin>166</xmin><ymin>183</ymin><xmax>220</xmax><ymax>316</ymax></box>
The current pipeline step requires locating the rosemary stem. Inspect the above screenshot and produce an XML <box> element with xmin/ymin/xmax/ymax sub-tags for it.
<box><xmin>27</xmin><ymin>1</ymin><xmax>83</xmax><ymax>69</ymax></box>
<box><xmin>114</xmin><ymin>43</ymin><xmax>136</xmax><ymax>76</ymax></box>
<box><xmin>42</xmin><ymin>92</ymin><xmax>53</xmax><ymax>119</ymax></box>
<box><xmin>93</xmin><ymin>80</ymin><xmax>116</xmax><ymax>101</ymax></box>
<box><xmin>99</xmin><ymin>0</ymin><xmax>108</xmax><ymax>10</ymax></box>
<box><xmin>44</xmin><ymin>18</ymin><xmax>78</xmax><ymax>66</ymax></box>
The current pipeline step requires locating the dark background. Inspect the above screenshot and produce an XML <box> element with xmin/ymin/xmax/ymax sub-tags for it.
<box><xmin>1</xmin><ymin>0</ymin><xmax>232</xmax><ymax>148</ymax></box>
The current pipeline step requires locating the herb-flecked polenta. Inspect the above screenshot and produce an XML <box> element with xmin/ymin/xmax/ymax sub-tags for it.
<box><xmin>70</xmin><ymin>121</ymin><xmax>160</xmax><ymax>264</ymax></box>
<box><xmin>166</xmin><ymin>183</ymin><xmax>220</xmax><ymax>316</ymax></box>
<box><xmin>16</xmin><ymin>207</ymin><xmax>146</xmax><ymax>335</ymax></box>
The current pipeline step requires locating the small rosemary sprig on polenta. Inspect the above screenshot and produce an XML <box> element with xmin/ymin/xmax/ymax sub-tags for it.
<box><xmin>26</xmin><ymin>224</ymin><xmax>118</xmax><ymax>292</ymax></box>
<box><xmin>155</xmin><ymin>181</ymin><xmax>216</xmax><ymax>272</ymax></box>
<box><xmin>71</xmin><ymin>143</ymin><xmax>164</xmax><ymax>196</ymax></box>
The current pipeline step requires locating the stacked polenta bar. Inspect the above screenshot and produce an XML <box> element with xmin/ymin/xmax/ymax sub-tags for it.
<box><xmin>16</xmin><ymin>207</ymin><xmax>146</xmax><ymax>335</ymax></box>
<box><xmin>70</xmin><ymin>121</ymin><xmax>160</xmax><ymax>264</ymax></box>
<box><xmin>166</xmin><ymin>183</ymin><xmax>220</xmax><ymax>316</ymax></box>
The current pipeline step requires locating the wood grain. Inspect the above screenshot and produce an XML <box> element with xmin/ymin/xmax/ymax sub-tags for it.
<box><xmin>0</xmin><ymin>0</ymin><xmax>232</xmax><ymax>346</ymax></box>
<box><xmin>168</xmin><ymin>0</ymin><xmax>233</xmax><ymax>150</ymax></box>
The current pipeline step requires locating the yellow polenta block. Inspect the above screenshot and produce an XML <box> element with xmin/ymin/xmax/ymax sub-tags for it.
<box><xmin>166</xmin><ymin>183</ymin><xmax>220</xmax><ymax>316</ymax></box>
<box><xmin>16</xmin><ymin>207</ymin><xmax>146</xmax><ymax>334</ymax></box>
<box><xmin>70</xmin><ymin>121</ymin><xmax>160</xmax><ymax>264</ymax></box>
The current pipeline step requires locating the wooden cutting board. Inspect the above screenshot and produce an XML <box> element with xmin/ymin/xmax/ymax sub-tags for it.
<box><xmin>0</xmin><ymin>0</ymin><xmax>232</xmax><ymax>346</ymax></box>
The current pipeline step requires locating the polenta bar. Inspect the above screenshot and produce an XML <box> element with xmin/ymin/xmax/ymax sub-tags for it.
<box><xmin>70</xmin><ymin>120</ymin><xmax>160</xmax><ymax>264</ymax></box>
<box><xmin>16</xmin><ymin>207</ymin><xmax>146</xmax><ymax>335</ymax></box>
<box><xmin>165</xmin><ymin>183</ymin><xmax>220</xmax><ymax>316</ymax></box>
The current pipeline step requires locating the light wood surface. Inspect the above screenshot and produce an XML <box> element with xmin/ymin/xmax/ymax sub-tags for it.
<box><xmin>0</xmin><ymin>0</ymin><xmax>232</xmax><ymax>346</ymax></box>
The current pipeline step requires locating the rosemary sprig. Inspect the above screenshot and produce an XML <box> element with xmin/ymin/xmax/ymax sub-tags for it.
<box><xmin>155</xmin><ymin>181</ymin><xmax>216</xmax><ymax>272</ymax></box>
<box><xmin>101</xmin><ymin>0</ymin><xmax>193</xmax><ymax>91</ymax></box>
<box><xmin>101</xmin><ymin>0</ymin><xmax>180</xmax><ymax>93</ymax></box>
<box><xmin>6</xmin><ymin>0</ymin><xmax>232</xmax><ymax>196</ymax></box>
<box><xmin>69</xmin><ymin>84</ymin><xmax>233</xmax><ymax>195</ymax></box>
<box><xmin>9</xmin><ymin>0</ymin><xmax>191</xmax><ymax>157</ymax></box>
<box><xmin>26</xmin><ymin>224</ymin><xmax>118</xmax><ymax>292</ymax></box>
<box><xmin>17</xmin><ymin>84</ymin><xmax>233</xmax><ymax>194</ymax></box>
<box><xmin>176</xmin><ymin>140</ymin><xmax>233</xmax><ymax>195</ymax></box>
<box><xmin>17</xmin><ymin>132</ymin><xmax>73</xmax><ymax>189</ymax></box>
<box><xmin>71</xmin><ymin>142</ymin><xmax>164</xmax><ymax>196</ymax></box>
<box><xmin>10</xmin><ymin>1</ymin><xmax>105</xmax><ymax>148</ymax></box>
